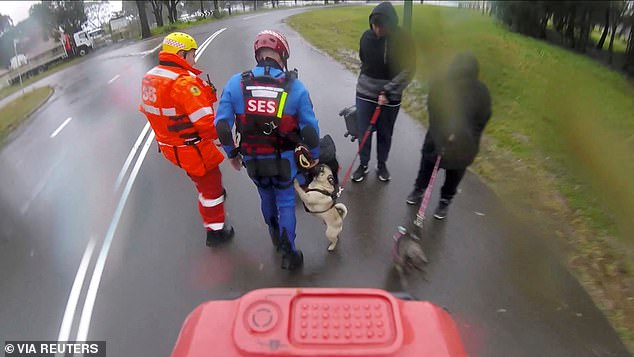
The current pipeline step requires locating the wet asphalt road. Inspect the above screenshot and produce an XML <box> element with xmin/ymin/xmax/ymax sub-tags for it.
<box><xmin>0</xmin><ymin>7</ymin><xmax>630</xmax><ymax>357</ymax></box>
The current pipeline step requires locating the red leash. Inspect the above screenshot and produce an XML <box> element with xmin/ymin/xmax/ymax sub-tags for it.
<box><xmin>414</xmin><ymin>154</ymin><xmax>442</xmax><ymax>227</ymax></box>
<box><xmin>339</xmin><ymin>105</ymin><xmax>382</xmax><ymax>195</ymax></box>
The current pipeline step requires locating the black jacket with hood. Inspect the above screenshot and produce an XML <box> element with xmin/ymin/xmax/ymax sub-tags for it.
<box><xmin>356</xmin><ymin>2</ymin><xmax>417</xmax><ymax>103</ymax></box>
<box><xmin>423</xmin><ymin>52</ymin><xmax>492</xmax><ymax>169</ymax></box>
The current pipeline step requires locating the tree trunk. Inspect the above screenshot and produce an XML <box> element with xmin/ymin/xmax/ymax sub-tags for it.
<box><xmin>200</xmin><ymin>0</ymin><xmax>205</xmax><ymax>17</ymax></box>
<box><xmin>242</xmin><ymin>1</ymin><xmax>246</xmax><ymax>12</ymax></box>
<box><xmin>171</xmin><ymin>4</ymin><xmax>178</xmax><ymax>23</ymax></box>
<box><xmin>608</xmin><ymin>21</ymin><xmax>617</xmax><ymax>64</ymax></box>
<box><xmin>148</xmin><ymin>1</ymin><xmax>164</xmax><ymax>27</ymax></box>
<box><xmin>625</xmin><ymin>27</ymin><xmax>634</xmax><ymax>73</ymax></box>
<box><xmin>596</xmin><ymin>8</ymin><xmax>609</xmax><ymax>50</ymax></box>
<box><xmin>155</xmin><ymin>10</ymin><xmax>164</xmax><ymax>27</ymax></box>
<box><xmin>164</xmin><ymin>0</ymin><xmax>174</xmax><ymax>23</ymax></box>
<box><xmin>566</xmin><ymin>6</ymin><xmax>576</xmax><ymax>49</ymax></box>
<box><xmin>136</xmin><ymin>1</ymin><xmax>151</xmax><ymax>39</ymax></box>
<box><xmin>579</xmin><ymin>8</ymin><xmax>591</xmax><ymax>53</ymax></box>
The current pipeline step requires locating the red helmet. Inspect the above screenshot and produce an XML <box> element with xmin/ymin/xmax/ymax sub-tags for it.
<box><xmin>253</xmin><ymin>30</ymin><xmax>290</xmax><ymax>63</ymax></box>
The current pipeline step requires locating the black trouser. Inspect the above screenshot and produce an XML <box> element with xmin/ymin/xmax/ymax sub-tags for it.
<box><xmin>356</xmin><ymin>96</ymin><xmax>400</xmax><ymax>166</ymax></box>
<box><xmin>414</xmin><ymin>155</ymin><xmax>466</xmax><ymax>201</ymax></box>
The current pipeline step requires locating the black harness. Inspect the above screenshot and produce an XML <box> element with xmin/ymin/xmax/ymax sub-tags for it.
<box><xmin>302</xmin><ymin>187</ymin><xmax>339</xmax><ymax>214</ymax></box>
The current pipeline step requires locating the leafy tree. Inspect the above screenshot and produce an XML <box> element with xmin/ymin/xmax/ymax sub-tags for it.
<box><xmin>85</xmin><ymin>0</ymin><xmax>114</xmax><ymax>29</ymax></box>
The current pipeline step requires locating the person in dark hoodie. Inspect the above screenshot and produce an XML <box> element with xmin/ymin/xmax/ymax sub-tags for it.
<box><xmin>406</xmin><ymin>52</ymin><xmax>492</xmax><ymax>219</ymax></box>
<box><xmin>352</xmin><ymin>1</ymin><xmax>417</xmax><ymax>183</ymax></box>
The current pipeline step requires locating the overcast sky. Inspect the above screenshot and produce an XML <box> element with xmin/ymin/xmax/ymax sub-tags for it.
<box><xmin>0</xmin><ymin>1</ymin><xmax>123</xmax><ymax>25</ymax></box>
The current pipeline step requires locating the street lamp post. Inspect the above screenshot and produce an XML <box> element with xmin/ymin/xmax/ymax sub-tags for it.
<box><xmin>404</xmin><ymin>0</ymin><xmax>413</xmax><ymax>32</ymax></box>
<box><xmin>13</xmin><ymin>39</ymin><xmax>25</xmax><ymax>96</ymax></box>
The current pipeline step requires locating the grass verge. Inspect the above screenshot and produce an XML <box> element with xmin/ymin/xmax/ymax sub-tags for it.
<box><xmin>288</xmin><ymin>5</ymin><xmax>634</xmax><ymax>352</ymax></box>
<box><xmin>0</xmin><ymin>86</ymin><xmax>53</xmax><ymax>144</ymax></box>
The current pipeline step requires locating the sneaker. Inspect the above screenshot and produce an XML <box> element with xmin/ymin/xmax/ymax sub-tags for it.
<box><xmin>281</xmin><ymin>250</ymin><xmax>304</xmax><ymax>270</ymax></box>
<box><xmin>206</xmin><ymin>225</ymin><xmax>234</xmax><ymax>247</ymax></box>
<box><xmin>406</xmin><ymin>188</ymin><xmax>424</xmax><ymax>205</ymax></box>
<box><xmin>376</xmin><ymin>162</ymin><xmax>391</xmax><ymax>182</ymax></box>
<box><xmin>433</xmin><ymin>199</ymin><xmax>451</xmax><ymax>220</ymax></box>
<box><xmin>351</xmin><ymin>165</ymin><xmax>369</xmax><ymax>182</ymax></box>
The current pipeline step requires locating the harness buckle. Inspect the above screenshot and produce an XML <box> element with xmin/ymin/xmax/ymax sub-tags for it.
<box><xmin>262</xmin><ymin>121</ymin><xmax>278</xmax><ymax>135</ymax></box>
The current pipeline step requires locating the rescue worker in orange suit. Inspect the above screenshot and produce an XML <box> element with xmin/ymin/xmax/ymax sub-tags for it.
<box><xmin>215</xmin><ymin>30</ymin><xmax>320</xmax><ymax>271</ymax></box>
<box><xmin>139</xmin><ymin>32</ymin><xmax>234</xmax><ymax>247</ymax></box>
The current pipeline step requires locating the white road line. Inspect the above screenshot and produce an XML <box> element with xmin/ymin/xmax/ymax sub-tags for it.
<box><xmin>196</xmin><ymin>31</ymin><xmax>217</xmax><ymax>55</ymax></box>
<box><xmin>243</xmin><ymin>14</ymin><xmax>266</xmax><ymax>20</ymax></box>
<box><xmin>70</xmin><ymin>26</ymin><xmax>227</xmax><ymax>343</ymax></box>
<box><xmin>50</xmin><ymin>117</ymin><xmax>72</xmax><ymax>138</ymax></box>
<box><xmin>195</xmin><ymin>28</ymin><xmax>227</xmax><ymax>62</ymax></box>
<box><xmin>114</xmin><ymin>122</ymin><xmax>151</xmax><ymax>191</ymax></box>
<box><xmin>107</xmin><ymin>74</ymin><xmax>120</xmax><ymax>84</ymax></box>
<box><xmin>57</xmin><ymin>237</ymin><xmax>96</xmax><ymax>345</ymax></box>
<box><xmin>75</xmin><ymin>130</ymin><xmax>155</xmax><ymax>342</ymax></box>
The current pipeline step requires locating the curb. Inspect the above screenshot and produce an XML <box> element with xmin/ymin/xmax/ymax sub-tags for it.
<box><xmin>23</xmin><ymin>86</ymin><xmax>55</xmax><ymax>120</ymax></box>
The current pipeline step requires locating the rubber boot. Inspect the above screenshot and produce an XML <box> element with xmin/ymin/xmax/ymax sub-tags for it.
<box><xmin>206</xmin><ymin>225</ymin><xmax>234</xmax><ymax>247</ymax></box>
<box><xmin>279</xmin><ymin>229</ymin><xmax>303</xmax><ymax>270</ymax></box>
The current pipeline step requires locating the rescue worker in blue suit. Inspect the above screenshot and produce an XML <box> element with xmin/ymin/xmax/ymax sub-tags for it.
<box><xmin>215</xmin><ymin>30</ymin><xmax>320</xmax><ymax>271</ymax></box>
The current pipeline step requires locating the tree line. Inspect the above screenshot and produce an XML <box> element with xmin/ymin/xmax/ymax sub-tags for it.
<box><xmin>490</xmin><ymin>1</ymin><xmax>634</xmax><ymax>73</ymax></box>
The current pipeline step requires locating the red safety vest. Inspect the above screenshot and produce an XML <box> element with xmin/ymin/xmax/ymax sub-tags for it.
<box><xmin>236</xmin><ymin>68</ymin><xmax>300</xmax><ymax>156</ymax></box>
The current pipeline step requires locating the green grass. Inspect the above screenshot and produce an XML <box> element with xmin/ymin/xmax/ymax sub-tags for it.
<box><xmin>0</xmin><ymin>57</ymin><xmax>84</xmax><ymax>101</ymax></box>
<box><xmin>0</xmin><ymin>86</ymin><xmax>53</xmax><ymax>144</ymax></box>
<box><xmin>288</xmin><ymin>5</ymin><xmax>634</xmax><ymax>352</ymax></box>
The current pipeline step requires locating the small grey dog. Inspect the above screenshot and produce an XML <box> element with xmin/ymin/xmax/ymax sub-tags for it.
<box><xmin>393</xmin><ymin>226</ymin><xmax>428</xmax><ymax>289</ymax></box>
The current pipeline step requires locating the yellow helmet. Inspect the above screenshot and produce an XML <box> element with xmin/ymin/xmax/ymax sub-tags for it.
<box><xmin>162</xmin><ymin>32</ymin><xmax>197</xmax><ymax>54</ymax></box>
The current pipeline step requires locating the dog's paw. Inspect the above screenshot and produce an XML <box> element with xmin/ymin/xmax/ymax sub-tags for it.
<box><xmin>327</xmin><ymin>238</ymin><xmax>338</xmax><ymax>252</ymax></box>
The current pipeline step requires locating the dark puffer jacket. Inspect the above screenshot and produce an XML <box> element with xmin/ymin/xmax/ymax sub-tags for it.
<box><xmin>356</xmin><ymin>2</ymin><xmax>417</xmax><ymax>103</ymax></box>
<box><xmin>423</xmin><ymin>52</ymin><xmax>492</xmax><ymax>169</ymax></box>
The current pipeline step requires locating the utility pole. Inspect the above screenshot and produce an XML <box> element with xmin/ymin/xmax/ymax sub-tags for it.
<box><xmin>404</xmin><ymin>0</ymin><xmax>413</xmax><ymax>32</ymax></box>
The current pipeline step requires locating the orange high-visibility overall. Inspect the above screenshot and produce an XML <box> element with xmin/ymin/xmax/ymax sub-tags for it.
<box><xmin>139</xmin><ymin>51</ymin><xmax>226</xmax><ymax>231</ymax></box>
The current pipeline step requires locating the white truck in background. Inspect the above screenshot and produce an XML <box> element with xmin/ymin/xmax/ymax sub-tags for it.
<box><xmin>0</xmin><ymin>30</ymin><xmax>94</xmax><ymax>89</ymax></box>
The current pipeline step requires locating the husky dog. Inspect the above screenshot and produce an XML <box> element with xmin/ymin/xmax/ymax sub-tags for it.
<box><xmin>294</xmin><ymin>164</ymin><xmax>348</xmax><ymax>251</ymax></box>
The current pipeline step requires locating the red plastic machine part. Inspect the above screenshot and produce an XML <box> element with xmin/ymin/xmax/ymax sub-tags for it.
<box><xmin>171</xmin><ymin>288</ymin><xmax>468</xmax><ymax>357</ymax></box>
